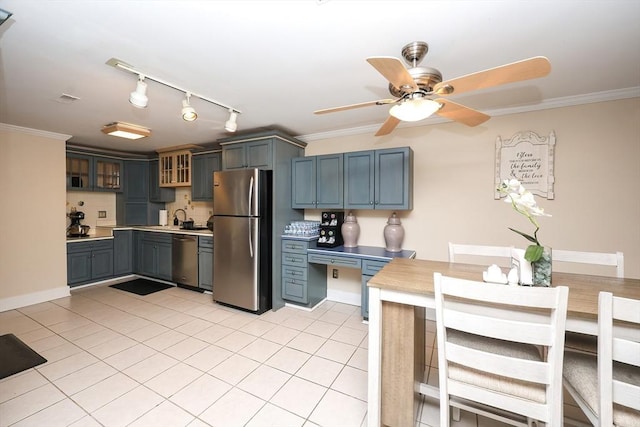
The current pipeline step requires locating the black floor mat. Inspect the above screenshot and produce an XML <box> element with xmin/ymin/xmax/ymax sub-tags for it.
<box><xmin>0</xmin><ymin>334</ymin><xmax>47</xmax><ymax>380</ymax></box>
<box><xmin>109</xmin><ymin>279</ymin><xmax>173</xmax><ymax>295</ymax></box>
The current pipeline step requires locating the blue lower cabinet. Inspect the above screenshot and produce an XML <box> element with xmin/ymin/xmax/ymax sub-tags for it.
<box><xmin>198</xmin><ymin>236</ymin><xmax>213</xmax><ymax>291</ymax></box>
<box><xmin>67</xmin><ymin>240</ymin><xmax>114</xmax><ymax>287</ymax></box>
<box><xmin>113</xmin><ymin>230</ymin><xmax>133</xmax><ymax>276</ymax></box>
<box><xmin>136</xmin><ymin>232</ymin><xmax>172</xmax><ymax>281</ymax></box>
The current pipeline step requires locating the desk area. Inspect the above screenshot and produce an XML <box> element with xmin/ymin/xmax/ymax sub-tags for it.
<box><xmin>281</xmin><ymin>235</ymin><xmax>416</xmax><ymax>315</ymax></box>
<box><xmin>366</xmin><ymin>257</ymin><xmax>640</xmax><ymax>427</ymax></box>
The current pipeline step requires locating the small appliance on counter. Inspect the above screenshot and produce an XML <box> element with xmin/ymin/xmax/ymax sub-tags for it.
<box><xmin>317</xmin><ymin>211</ymin><xmax>344</xmax><ymax>247</ymax></box>
<box><xmin>67</xmin><ymin>209</ymin><xmax>90</xmax><ymax>237</ymax></box>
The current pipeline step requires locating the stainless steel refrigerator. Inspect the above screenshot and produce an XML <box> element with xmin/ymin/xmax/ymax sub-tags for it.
<box><xmin>212</xmin><ymin>168</ymin><xmax>272</xmax><ymax>314</ymax></box>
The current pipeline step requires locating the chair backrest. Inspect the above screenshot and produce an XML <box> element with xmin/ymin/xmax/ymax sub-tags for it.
<box><xmin>552</xmin><ymin>249</ymin><xmax>624</xmax><ymax>278</ymax></box>
<box><xmin>598</xmin><ymin>292</ymin><xmax>640</xmax><ymax>426</ymax></box>
<box><xmin>448</xmin><ymin>242</ymin><xmax>513</xmax><ymax>267</ymax></box>
<box><xmin>434</xmin><ymin>273</ymin><xmax>568</xmax><ymax>426</ymax></box>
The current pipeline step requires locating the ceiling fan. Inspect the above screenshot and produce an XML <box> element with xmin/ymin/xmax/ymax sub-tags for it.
<box><xmin>314</xmin><ymin>41</ymin><xmax>551</xmax><ymax>136</ymax></box>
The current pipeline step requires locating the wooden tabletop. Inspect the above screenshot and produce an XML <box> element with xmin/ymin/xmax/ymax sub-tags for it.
<box><xmin>368</xmin><ymin>258</ymin><xmax>640</xmax><ymax>320</ymax></box>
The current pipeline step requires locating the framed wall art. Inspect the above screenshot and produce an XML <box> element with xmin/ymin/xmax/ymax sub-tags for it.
<box><xmin>494</xmin><ymin>130</ymin><xmax>556</xmax><ymax>200</ymax></box>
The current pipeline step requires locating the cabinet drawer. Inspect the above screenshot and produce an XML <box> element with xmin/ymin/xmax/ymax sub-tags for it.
<box><xmin>199</xmin><ymin>236</ymin><xmax>213</xmax><ymax>249</ymax></box>
<box><xmin>362</xmin><ymin>259</ymin><xmax>389</xmax><ymax>276</ymax></box>
<box><xmin>282</xmin><ymin>277</ymin><xmax>307</xmax><ymax>303</ymax></box>
<box><xmin>282</xmin><ymin>252</ymin><xmax>307</xmax><ymax>266</ymax></box>
<box><xmin>140</xmin><ymin>231</ymin><xmax>172</xmax><ymax>244</ymax></box>
<box><xmin>282</xmin><ymin>264</ymin><xmax>308</xmax><ymax>281</ymax></box>
<box><xmin>308</xmin><ymin>253</ymin><xmax>362</xmax><ymax>269</ymax></box>
<box><xmin>281</xmin><ymin>239</ymin><xmax>310</xmax><ymax>253</ymax></box>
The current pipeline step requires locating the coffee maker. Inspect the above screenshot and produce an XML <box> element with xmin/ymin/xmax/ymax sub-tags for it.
<box><xmin>67</xmin><ymin>209</ymin><xmax>90</xmax><ymax>237</ymax></box>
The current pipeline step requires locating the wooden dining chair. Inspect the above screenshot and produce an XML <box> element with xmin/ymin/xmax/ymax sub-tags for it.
<box><xmin>554</xmin><ymin>250</ymin><xmax>625</xmax><ymax>354</ymax></box>
<box><xmin>448</xmin><ymin>242</ymin><xmax>513</xmax><ymax>267</ymax></box>
<box><xmin>563</xmin><ymin>292</ymin><xmax>640</xmax><ymax>427</ymax></box>
<box><xmin>434</xmin><ymin>273</ymin><xmax>569</xmax><ymax>427</ymax></box>
<box><xmin>552</xmin><ymin>249</ymin><xmax>624</xmax><ymax>278</ymax></box>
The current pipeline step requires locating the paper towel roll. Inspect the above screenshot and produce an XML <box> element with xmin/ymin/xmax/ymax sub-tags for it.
<box><xmin>159</xmin><ymin>210</ymin><xmax>168</xmax><ymax>226</ymax></box>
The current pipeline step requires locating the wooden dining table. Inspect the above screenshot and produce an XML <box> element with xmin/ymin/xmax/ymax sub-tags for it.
<box><xmin>366</xmin><ymin>257</ymin><xmax>640</xmax><ymax>427</ymax></box>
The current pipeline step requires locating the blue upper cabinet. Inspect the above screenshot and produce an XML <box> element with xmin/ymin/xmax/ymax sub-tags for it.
<box><xmin>291</xmin><ymin>154</ymin><xmax>343</xmax><ymax>209</ymax></box>
<box><xmin>93</xmin><ymin>157</ymin><xmax>123</xmax><ymax>192</ymax></box>
<box><xmin>66</xmin><ymin>151</ymin><xmax>123</xmax><ymax>192</ymax></box>
<box><xmin>222</xmin><ymin>140</ymin><xmax>273</xmax><ymax>170</ymax></box>
<box><xmin>66</xmin><ymin>153</ymin><xmax>93</xmax><ymax>191</ymax></box>
<box><xmin>344</xmin><ymin>147</ymin><xmax>413</xmax><ymax>210</ymax></box>
<box><xmin>192</xmin><ymin>151</ymin><xmax>221</xmax><ymax>201</ymax></box>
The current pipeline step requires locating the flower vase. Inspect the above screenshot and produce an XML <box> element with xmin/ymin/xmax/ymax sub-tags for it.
<box><xmin>341</xmin><ymin>212</ymin><xmax>360</xmax><ymax>248</ymax></box>
<box><xmin>532</xmin><ymin>246</ymin><xmax>552</xmax><ymax>286</ymax></box>
<box><xmin>383</xmin><ymin>212</ymin><xmax>404</xmax><ymax>252</ymax></box>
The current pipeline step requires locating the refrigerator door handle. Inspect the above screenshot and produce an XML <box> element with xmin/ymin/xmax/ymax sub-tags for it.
<box><xmin>248</xmin><ymin>176</ymin><xmax>254</xmax><ymax>215</ymax></box>
<box><xmin>248</xmin><ymin>218</ymin><xmax>254</xmax><ymax>258</ymax></box>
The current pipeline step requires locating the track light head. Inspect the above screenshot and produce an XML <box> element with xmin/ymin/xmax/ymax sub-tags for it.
<box><xmin>181</xmin><ymin>93</ymin><xmax>197</xmax><ymax>121</ymax></box>
<box><xmin>129</xmin><ymin>76</ymin><xmax>148</xmax><ymax>108</ymax></box>
<box><xmin>224</xmin><ymin>110</ymin><xmax>238</xmax><ymax>132</ymax></box>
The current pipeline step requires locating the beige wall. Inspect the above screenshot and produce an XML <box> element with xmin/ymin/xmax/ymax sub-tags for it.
<box><xmin>0</xmin><ymin>125</ymin><xmax>70</xmax><ymax>310</ymax></box>
<box><xmin>304</xmin><ymin>98</ymin><xmax>640</xmax><ymax>283</ymax></box>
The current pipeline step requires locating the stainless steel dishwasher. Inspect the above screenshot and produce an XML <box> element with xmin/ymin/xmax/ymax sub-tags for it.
<box><xmin>172</xmin><ymin>234</ymin><xmax>198</xmax><ymax>287</ymax></box>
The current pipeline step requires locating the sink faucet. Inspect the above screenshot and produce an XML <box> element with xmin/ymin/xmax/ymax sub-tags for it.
<box><xmin>173</xmin><ymin>209</ymin><xmax>187</xmax><ymax>223</ymax></box>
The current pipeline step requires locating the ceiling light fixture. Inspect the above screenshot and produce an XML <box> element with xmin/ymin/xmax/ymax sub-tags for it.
<box><xmin>0</xmin><ymin>8</ymin><xmax>12</xmax><ymax>26</ymax></box>
<box><xmin>224</xmin><ymin>109</ymin><xmax>238</xmax><ymax>132</ymax></box>
<box><xmin>181</xmin><ymin>93</ymin><xmax>198</xmax><ymax>121</ymax></box>
<box><xmin>107</xmin><ymin>58</ymin><xmax>241</xmax><ymax>130</ymax></box>
<box><xmin>101</xmin><ymin>122</ymin><xmax>151</xmax><ymax>140</ymax></box>
<box><xmin>129</xmin><ymin>76</ymin><xmax>148</xmax><ymax>108</ymax></box>
<box><xmin>389</xmin><ymin>96</ymin><xmax>442</xmax><ymax>122</ymax></box>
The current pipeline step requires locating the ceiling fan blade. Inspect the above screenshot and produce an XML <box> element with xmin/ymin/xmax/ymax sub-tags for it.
<box><xmin>314</xmin><ymin>99</ymin><xmax>396</xmax><ymax>115</ymax></box>
<box><xmin>367</xmin><ymin>57</ymin><xmax>418</xmax><ymax>92</ymax></box>
<box><xmin>434</xmin><ymin>56</ymin><xmax>551</xmax><ymax>96</ymax></box>
<box><xmin>375</xmin><ymin>115</ymin><xmax>401</xmax><ymax>136</ymax></box>
<box><xmin>434</xmin><ymin>98</ymin><xmax>490</xmax><ymax>127</ymax></box>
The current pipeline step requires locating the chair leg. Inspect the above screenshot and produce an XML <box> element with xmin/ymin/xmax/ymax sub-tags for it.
<box><xmin>453</xmin><ymin>406</ymin><xmax>461</xmax><ymax>421</ymax></box>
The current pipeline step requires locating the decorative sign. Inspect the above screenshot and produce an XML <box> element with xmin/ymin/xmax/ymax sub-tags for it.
<box><xmin>494</xmin><ymin>130</ymin><xmax>556</xmax><ymax>200</ymax></box>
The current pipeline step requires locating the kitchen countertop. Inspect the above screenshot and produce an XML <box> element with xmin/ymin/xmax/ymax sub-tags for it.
<box><xmin>67</xmin><ymin>225</ymin><xmax>212</xmax><ymax>242</ymax></box>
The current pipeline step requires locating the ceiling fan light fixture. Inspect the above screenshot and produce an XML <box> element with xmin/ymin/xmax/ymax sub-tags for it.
<box><xmin>129</xmin><ymin>76</ymin><xmax>148</xmax><ymax>108</ymax></box>
<box><xmin>389</xmin><ymin>98</ymin><xmax>441</xmax><ymax>122</ymax></box>
<box><xmin>181</xmin><ymin>93</ymin><xmax>198</xmax><ymax>121</ymax></box>
<box><xmin>225</xmin><ymin>110</ymin><xmax>238</xmax><ymax>132</ymax></box>
<box><xmin>101</xmin><ymin>122</ymin><xmax>151</xmax><ymax>140</ymax></box>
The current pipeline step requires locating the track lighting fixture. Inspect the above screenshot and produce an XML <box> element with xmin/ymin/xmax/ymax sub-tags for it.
<box><xmin>129</xmin><ymin>76</ymin><xmax>148</xmax><ymax>108</ymax></box>
<box><xmin>181</xmin><ymin>93</ymin><xmax>197</xmax><ymax>121</ymax></box>
<box><xmin>224</xmin><ymin>109</ymin><xmax>238</xmax><ymax>132</ymax></box>
<box><xmin>107</xmin><ymin>58</ymin><xmax>241</xmax><ymax>131</ymax></box>
<box><xmin>101</xmin><ymin>122</ymin><xmax>151</xmax><ymax>139</ymax></box>
<box><xmin>0</xmin><ymin>8</ymin><xmax>12</xmax><ymax>27</ymax></box>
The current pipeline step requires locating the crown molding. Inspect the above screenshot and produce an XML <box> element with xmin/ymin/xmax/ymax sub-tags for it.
<box><xmin>296</xmin><ymin>87</ymin><xmax>640</xmax><ymax>143</ymax></box>
<box><xmin>0</xmin><ymin>123</ymin><xmax>72</xmax><ymax>141</ymax></box>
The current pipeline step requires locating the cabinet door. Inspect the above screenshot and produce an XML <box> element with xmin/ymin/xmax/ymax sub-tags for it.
<box><xmin>124</xmin><ymin>161</ymin><xmax>149</xmax><ymax>202</ymax></box>
<box><xmin>149</xmin><ymin>160</ymin><xmax>175</xmax><ymax>202</ymax></box>
<box><xmin>291</xmin><ymin>157</ymin><xmax>317</xmax><ymax>209</ymax></box>
<box><xmin>375</xmin><ymin>147</ymin><xmax>413</xmax><ymax>210</ymax></box>
<box><xmin>94</xmin><ymin>158</ymin><xmax>123</xmax><ymax>192</ymax></box>
<box><xmin>156</xmin><ymin>242</ymin><xmax>172</xmax><ymax>280</ymax></box>
<box><xmin>192</xmin><ymin>153</ymin><xmax>221</xmax><ymax>201</ymax></box>
<box><xmin>66</xmin><ymin>153</ymin><xmax>93</xmax><ymax>191</ymax></box>
<box><xmin>222</xmin><ymin>145</ymin><xmax>246</xmax><ymax>170</ymax></box>
<box><xmin>344</xmin><ymin>150</ymin><xmax>375</xmax><ymax>209</ymax></box>
<box><xmin>92</xmin><ymin>248</ymin><xmax>114</xmax><ymax>280</ymax></box>
<box><xmin>316</xmin><ymin>154</ymin><xmax>343</xmax><ymax>209</ymax></box>
<box><xmin>139</xmin><ymin>240</ymin><xmax>157</xmax><ymax>277</ymax></box>
<box><xmin>246</xmin><ymin>140</ymin><xmax>272</xmax><ymax>169</ymax></box>
<box><xmin>67</xmin><ymin>250</ymin><xmax>92</xmax><ymax>285</ymax></box>
<box><xmin>113</xmin><ymin>230</ymin><xmax>133</xmax><ymax>276</ymax></box>
<box><xmin>198</xmin><ymin>248</ymin><xmax>213</xmax><ymax>290</ymax></box>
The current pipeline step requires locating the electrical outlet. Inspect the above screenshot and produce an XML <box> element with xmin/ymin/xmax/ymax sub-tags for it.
<box><xmin>332</xmin><ymin>269</ymin><xmax>339</xmax><ymax>279</ymax></box>
<box><xmin>98</xmin><ymin>210</ymin><xmax>107</xmax><ymax>218</ymax></box>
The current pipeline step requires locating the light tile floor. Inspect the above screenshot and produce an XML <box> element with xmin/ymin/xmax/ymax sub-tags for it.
<box><xmin>1</xmin><ymin>283</ymin><xmax>513</xmax><ymax>427</ymax></box>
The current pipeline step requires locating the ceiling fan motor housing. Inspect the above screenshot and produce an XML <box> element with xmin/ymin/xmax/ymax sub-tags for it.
<box><xmin>388</xmin><ymin>66</ymin><xmax>442</xmax><ymax>98</ymax></box>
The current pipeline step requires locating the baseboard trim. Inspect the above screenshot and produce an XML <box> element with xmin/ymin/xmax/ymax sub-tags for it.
<box><xmin>0</xmin><ymin>286</ymin><xmax>71</xmax><ymax>312</ymax></box>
